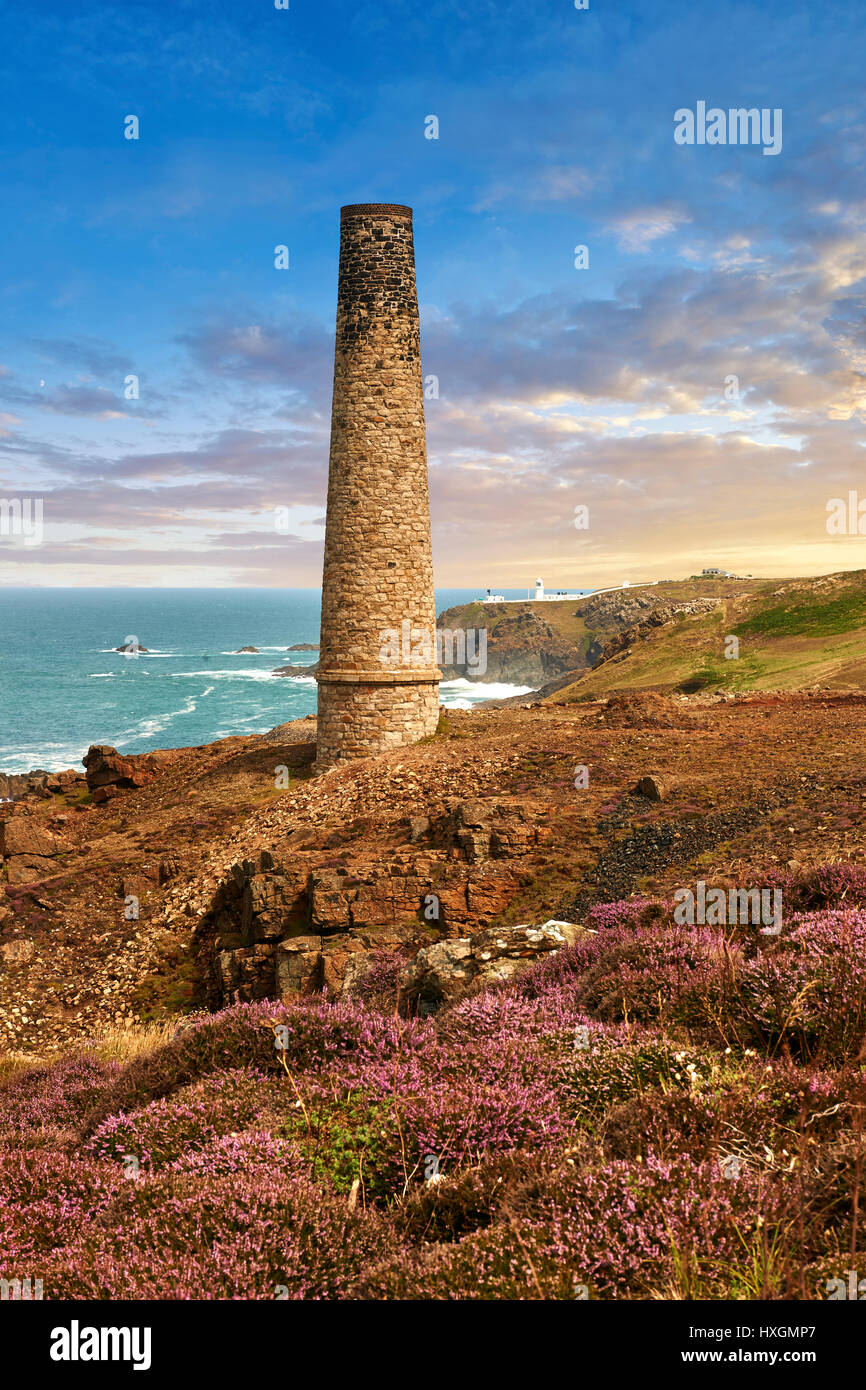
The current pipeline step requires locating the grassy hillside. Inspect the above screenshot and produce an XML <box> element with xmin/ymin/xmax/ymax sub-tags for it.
<box><xmin>548</xmin><ymin>570</ymin><xmax>866</xmax><ymax>702</ymax></box>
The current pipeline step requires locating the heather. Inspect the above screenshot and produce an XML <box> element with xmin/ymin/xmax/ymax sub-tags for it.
<box><xmin>2</xmin><ymin>890</ymin><xmax>865</xmax><ymax>1300</ymax></box>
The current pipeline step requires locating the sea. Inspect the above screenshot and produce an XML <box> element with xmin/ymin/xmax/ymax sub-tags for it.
<box><xmin>0</xmin><ymin>587</ymin><xmax>568</xmax><ymax>775</ymax></box>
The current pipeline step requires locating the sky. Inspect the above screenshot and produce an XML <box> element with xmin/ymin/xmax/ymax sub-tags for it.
<box><xmin>0</xmin><ymin>0</ymin><xmax>864</xmax><ymax>590</ymax></box>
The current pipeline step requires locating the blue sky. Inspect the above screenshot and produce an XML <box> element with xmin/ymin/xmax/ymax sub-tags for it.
<box><xmin>0</xmin><ymin>0</ymin><xmax>864</xmax><ymax>587</ymax></box>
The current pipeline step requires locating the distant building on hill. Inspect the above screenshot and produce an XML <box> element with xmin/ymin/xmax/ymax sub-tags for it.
<box><xmin>479</xmin><ymin>576</ymin><xmax>660</xmax><ymax>604</ymax></box>
<box><xmin>531</xmin><ymin>577</ymin><xmax>585</xmax><ymax>601</ymax></box>
<box><xmin>702</xmin><ymin>566</ymin><xmax>737</xmax><ymax>578</ymax></box>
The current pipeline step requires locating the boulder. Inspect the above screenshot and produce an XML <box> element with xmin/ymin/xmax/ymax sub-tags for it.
<box><xmin>0</xmin><ymin>814</ymin><xmax>72</xmax><ymax>884</ymax></box>
<box><xmin>235</xmin><ymin>646</ymin><xmax>259</xmax><ymax>653</ymax></box>
<box><xmin>44</xmin><ymin>770</ymin><xmax>86</xmax><ymax>795</ymax></box>
<box><xmin>398</xmin><ymin>919</ymin><xmax>588</xmax><ymax>1013</ymax></box>
<box><xmin>215</xmin><ymin>944</ymin><xmax>278</xmax><ymax>1003</ymax></box>
<box><xmin>321</xmin><ymin>924</ymin><xmax>420</xmax><ymax>996</ymax></box>
<box><xmin>0</xmin><ymin>938</ymin><xmax>35</xmax><ymax>969</ymax></box>
<box><xmin>399</xmin><ymin>939</ymin><xmax>475</xmax><ymax>1013</ymax></box>
<box><xmin>0</xmin><ymin>819</ymin><xmax>71</xmax><ymax>859</ymax></box>
<box><xmin>635</xmin><ymin>774</ymin><xmax>671</xmax><ymax>802</ymax></box>
<box><xmin>0</xmin><ymin>770</ymin><xmax>53</xmax><ymax>801</ymax></box>
<box><xmin>82</xmin><ymin>745</ymin><xmax>157</xmax><ymax>793</ymax></box>
<box><xmin>455</xmin><ymin>800</ymin><xmax>492</xmax><ymax>830</ymax></box>
<box><xmin>241</xmin><ymin>867</ymin><xmax>308</xmax><ymax>944</ymax></box>
<box><xmin>6</xmin><ymin>856</ymin><xmax>57</xmax><ymax>885</ymax></box>
<box><xmin>91</xmin><ymin>785</ymin><xmax>122</xmax><ymax>805</ymax></box>
<box><xmin>408</xmin><ymin>816</ymin><xmax>430</xmax><ymax>843</ymax></box>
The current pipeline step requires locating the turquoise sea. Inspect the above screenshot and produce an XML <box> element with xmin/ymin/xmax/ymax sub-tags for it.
<box><xmin>0</xmin><ymin>587</ymin><xmax>548</xmax><ymax>774</ymax></box>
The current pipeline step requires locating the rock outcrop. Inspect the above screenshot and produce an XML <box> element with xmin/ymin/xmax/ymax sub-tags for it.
<box><xmin>635</xmin><ymin>774</ymin><xmax>672</xmax><ymax>802</ymax></box>
<box><xmin>0</xmin><ymin>815</ymin><xmax>73</xmax><ymax>884</ymax></box>
<box><xmin>194</xmin><ymin>794</ymin><xmax>555</xmax><ymax>1009</ymax></box>
<box><xmin>82</xmin><ymin>745</ymin><xmax>165</xmax><ymax>803</ymax></box>
<box><xmin>434</xmin><ymin>590</ymin><xmax>726</xmax><ymax>688</ymax></box>
<box><xmin>593</xmin><ymin>598</ymin><xmax>721</xmax><ymax>668</ymax></box>
<box><xmin>436</xmin><ymin>606</ymin><xmax>581</xmax><ymax>685</ymax></box>
<box><xmin>397</xmin><ymin>920</ymin><xmax>589</xmax><ymax>1013</ymax></box>
<box><xmin>0</xmin><ymin>768</ymin><xmax>84</xmax><ymax>802</ymax></box>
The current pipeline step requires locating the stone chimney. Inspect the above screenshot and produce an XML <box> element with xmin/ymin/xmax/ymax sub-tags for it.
<box><xmin>316</xmin><ymin>204</ymin><xmax>440</xmax><ymax>772</ymax></box>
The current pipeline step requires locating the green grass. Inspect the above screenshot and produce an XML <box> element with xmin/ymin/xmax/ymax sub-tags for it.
<box><xmin>545</xmin><ymin>571</ymin><xmax>866</xmax><ymax>701</ymax></box>
<box><xmin>278</xmin><ymin>1092</ymin><xmax>401</xmax><ymax>1197</ymax></box>
<box><xmin>734</xmin><ymin>587</ymin><xmax>866</xmax><ymax>638</ymax></box>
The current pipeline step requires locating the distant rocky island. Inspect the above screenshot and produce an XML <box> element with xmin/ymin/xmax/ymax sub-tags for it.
<box><xmin>272</xmin><ymin>663</ymin><xmax>319</xmax><ymax>678</ymax></box>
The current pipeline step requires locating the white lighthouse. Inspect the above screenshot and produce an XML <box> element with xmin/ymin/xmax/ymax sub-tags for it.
<box><xmin>534</xmin><ymin>577</ymin><xmax>545</xmax><ymax>601</ymax></box>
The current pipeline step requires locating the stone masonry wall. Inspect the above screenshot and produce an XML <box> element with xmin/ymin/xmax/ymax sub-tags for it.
<box><xmin>316</xmin><ymin>679</ymin><xmax>440</xmax><ymax>764</ymax></box>
<box><xmin>317</xmin><ymin>204</ymin><xmax>440</xmax><ymax>772</ymax></box>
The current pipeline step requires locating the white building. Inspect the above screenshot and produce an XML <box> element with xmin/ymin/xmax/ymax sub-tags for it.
<box><xmin>479</xmin><ymin>577</ymin><xmax>658</xmax><ymax>604</ymax></box>
<box><xmin>531</xmin><ymin>576</ymin><xmax>586</xmax><ymax>601</ymax></box>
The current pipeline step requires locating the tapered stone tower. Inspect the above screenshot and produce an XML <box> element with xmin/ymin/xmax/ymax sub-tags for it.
<box><xmin>316</xmin><ymin>204</ymin><xmax>440</xmax><ymax>772</ymax></box>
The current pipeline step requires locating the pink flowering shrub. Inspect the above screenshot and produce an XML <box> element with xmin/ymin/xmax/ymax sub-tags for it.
<box><xmin>360</xmin><ymin>1155</ymin><xmax>804</xmax><ymax>1300</ymax></box>
<box><xmin>86</xmin><ymin>1068</ymin><xmax>272</xmax><ymax>1170</ymax></box>
<box><xmin>168</xmin><ymin>1130</ymin><xmax>302</xmax><ymax>1177</ymax></box>
<box><xmin>1</xmin><ymin>876</ymin><xmax>864</xmax><ymax>1300</ymax></box>
<box><xmin>0</xmin><ymin>1054</ymin><xmax>120</xmax><ymax>1145</ymax></box>
<box><xmin>731</xmin><ymin>909</ymin><xmax>866</xmax><ymax>1062</ymax></box>
<box><xmin>586</xmin><ymin>898</ymin><xmax>665</xmax><ymax>932</ymax></box>
<box><xmin>41</xmin><ymin>1168</ymin><xmax>398</xmax><ymax>1300</ymax></box>
<box><xmin>352</xmin><ymin>943</ymin><xmax>417</xmax><ymax>1010</ymax></box>
<box><xmin>767</xmin><ymin>862</ymin><xmax>866</xmax><ymax>913</ymax></box>
<box><xmin>0</xmin><ymin>1148</ymin><xmax>123</xmax><ymax>1271</ymax></box>
<box><xmin>84</xmin><ymin>995</ymin><xmax>431</xmax><ymax>1131</ymax></box>
<box><xmin>557</xmin><ymin>1032</ymin><xmax>716</xmax><ymax>1128</ymax></box>
<box><xmin>406</xmin><ymin>1051</ymin><xmax>563</xmax><ymax>1173</ymax></box>
<box><xmin>564</xmin><ymin>921</ymin><xmax>735</xmax><ymax>1029</ymax></box>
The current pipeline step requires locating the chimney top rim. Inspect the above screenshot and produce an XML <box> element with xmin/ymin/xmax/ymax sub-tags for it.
<box><xmin>340</xmin><ymin>203</ymin><xmax>413</xmax><ymax>218</ymax></box>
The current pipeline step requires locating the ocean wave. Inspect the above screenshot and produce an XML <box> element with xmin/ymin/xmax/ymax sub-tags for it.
<box><xmin>167</xmin><ymin>668</ymin><xmax>283</xmax><ymax>682</ymax></box>
<box><xmin>439</xmin><ymin>679</ymin><xmax>534</xmax><ymax>707</ymax></box>
<box><xmin>0</xmin><ymin>741</ymin><xmax>88</xmax><ymax>774</ymax></box>
<box><xmin>115</xmin><ymin>687</ymin><xmax>212</xmax><ymax>743</ymax></box>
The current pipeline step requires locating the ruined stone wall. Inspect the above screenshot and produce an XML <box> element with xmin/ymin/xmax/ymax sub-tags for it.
<box><xmin>316</xmin><ymin>204</ymin><xmax>440</xmax><ymax>772</ymax></box>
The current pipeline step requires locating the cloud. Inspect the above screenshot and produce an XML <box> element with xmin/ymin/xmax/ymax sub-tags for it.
<box><xmin>474</xmin><ymin>164</ymin><xmax>594</xmax><ymax>210</ymax></box>
<box><xmin>25</xmin><ymin>336</ymin><xmax>132</xmax><ymax>376</ymax></box>
<box><xmin>177</xmin><ymin>315</ymin><xmax>331</xmax><ymax>403</ymax></box>
<box><xmin>606</xmin><ymin>206</ymin><xmax>692</xmax><ymax>253</ymax></box>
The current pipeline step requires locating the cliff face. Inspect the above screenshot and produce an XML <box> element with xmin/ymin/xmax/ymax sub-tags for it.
<box><xmin>435</xmin><ymin>580</ymin><xmax>758</xmax><ymax>688</ymax></box>
<box><xmin>436</xmin><ymin>605</ymin><xmax>582</xmax><ymax>684</ymax></box>
<box><xmin>593</xmin><ymin>598</ymin><xmax>722</xmax><ymax>666</ymax></box>
<box><xmin>434</xmin><ymin>589</ymin><xmax>697</xmax><ymax>686</ymax></box>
